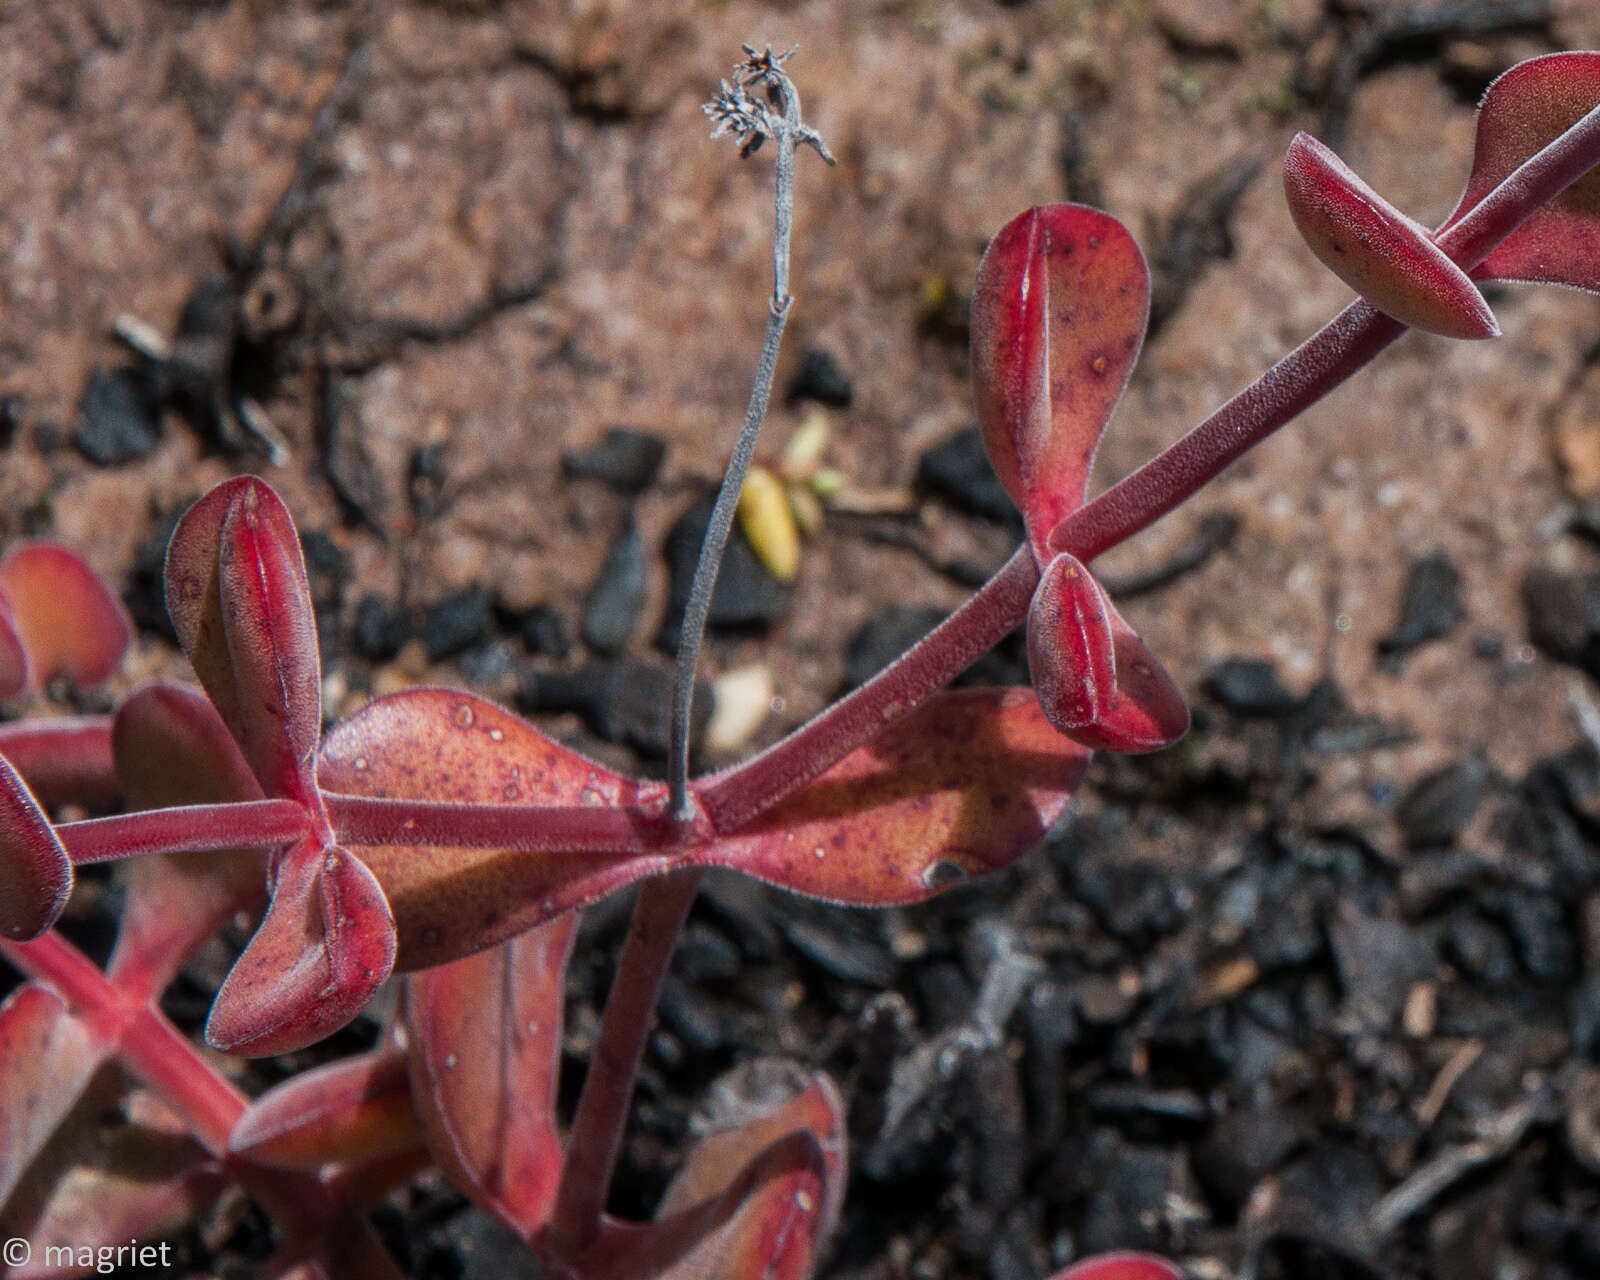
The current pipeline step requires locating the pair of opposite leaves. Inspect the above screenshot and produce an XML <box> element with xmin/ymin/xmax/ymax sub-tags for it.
<box><xmin>972</xmin><ymin>52</ymin><xmax>1600</xmax><ymax>754</ymax></box>
<box><xmin>155</xmin><ymin>474</ymin><xmax>1096</xmax><ymax>1057</ymax></box>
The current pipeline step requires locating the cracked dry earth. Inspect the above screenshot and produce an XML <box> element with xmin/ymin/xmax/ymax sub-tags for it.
<box><xmin>5</xmin><ymin>2</ymin><xmax>1600</xmax><ymax>1278</ymax></box>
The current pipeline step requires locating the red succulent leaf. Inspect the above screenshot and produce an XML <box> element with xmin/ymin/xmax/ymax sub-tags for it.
<box><xmin>228</xmin><ymin>1044</ymin><xmax>420</xmax><ymax>1169</ymax></box>
<box><xmin>0</xmin><ymin>542</ymin><xmax>133</xmax><ymax>698</ymax></box>
<box><xmin>165</xmin><ymin>477</ymin><xmax>324</xmax><ymax>807</ymax></box>
<box><xmin>702</xmin><ymin>688</ymin><xmax>1093</xmax><ymax>903</ymax></box>
<box><xmin>568</xmin><ymin>1067</ymin><xmax>844</xmax><ymax>1280</ymax></box>
<box><xmin>0</xmin><ymin>593</ymin><xmax>27</xmax><ymax>700</ymax></box>
<box><xmin>0</xmin><ymin>984</ymin><xmax>110</xmax><ymax>1209</ymax></box>
<box><xmin>0</xmin><ymin>753</ymin><xmax>73</xmax><ymax>941</ymax></box>
<box><xmin>407</xmin><ymin>917</ymin><xmax>576</xmax><ymax>1234</ymax></box>
<box><xmin>656</xmin><ymin>1062</ymin><xmax>846</xmax><ymax>1242</ymax></box>
<box><xmin>1283</xmin><ymin>132</ymin><xmax>1497</xmax><ymax>339</ymax></box>
<box><xmin>1</xmin><ymin>1079</ymin><xmax>221</xmax><ymax>1278</ymax></box>
<box><xmin>1027</xmin><ymin>553</ymin><xmax>1188</xmax><ymax>753</ymax></box>
<box><xmin>0</xmin><ymin>718</ymin><xmax>119</xmax><ymax>810</ymax></box>
<box><xmin>1050</xmin><ymin>1255</ymin><xmax>1184</xmax><ymax>1280</ymax></box>
<box><xmin>320</xmin><ymin>690</ymin><xmax>658</xmax><ymax>972</ymax></box>
<box><xmin>970</xmin><ymin>204</ymin><xmax>1149</xmax><ymax>549</ymax></box>
<box><xmin>205</xmin><ymin>838</ymin><xmax>397</xmax><ymax>1056</ymax></box>
<box><xmin>107</xmin><ymin>683</ymin><xmax>267</xmax><ymax>997</ymax></box>
<box><xmin>1443</xmin><ymin>52</ymin><xmax>1600</xmax><ymax>291</ymax></box>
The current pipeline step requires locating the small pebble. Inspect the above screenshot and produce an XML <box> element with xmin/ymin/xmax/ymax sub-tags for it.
<box><xmin>581</xmin><ymin>520</ymin><xmax>646</xmax><ymax>656</ymax></box>
<box><xmin>657</xmin><ymin>498</ymin><xmax>792</xmax><ymax>650</ymax></box>
<box><xmin>353</xmin><ymin>595</ymin><xmax>414</xmax><ymax>662</ymax></box>
<box><xmin>518</xmin><ymin>603</ymin><xmax>571</xmax><ymax>659</ymax></box>
<box><xmin>785</xmin><ymin>347</ymin><xmax>854</xmax><ymax>408</ymax></box>
<box><xmin>916</xmin><ymin>428</ymin><xmax>1021</xmax><ymax>525</ymax></box>
<box><xmin>1203</xmin><ymin>657</ymin><xmax>1300</xmax><ymax>716</ymax></box>
<box><xmin>1522</xmin><ymin>565</ymin><xmax>1600</xmax><ymax>680</ymax></box>
<box><xmin>423</xmin><ymin>586</ymin><xmax>492</xmax><ymax>662</ymax></box>
<box><xmin>1377</xmin><ymin>552</ymin><xmax>1464</xmax><ymax>657</ymax></box>
<box><xmin>705</xmin><ymin>662</ymin><xmax>774</xmax><ymax>753</ymax></box>
<box><xmin>561</xmin><ymin>426</ymin><xmax>667</xmax><ymax>495</ymax></box>
<box><xmin>1395</xmin><ymin>757</ymin><xmax>1489</xmax><ymax>848</ymax></box>
<box><xmin>76</xmin><ymin>366</ymin><xmax>160</xmax><ymax>465</ymax></box>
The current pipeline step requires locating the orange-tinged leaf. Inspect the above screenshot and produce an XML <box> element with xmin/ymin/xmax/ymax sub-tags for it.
<box><xmin>1444</xmin><ymin>52</ymin><xmax>1600</xmax><ymax>292</ymax></box>
<box><xmin>970</xmin><ymin>205</ymin><xmax>1149</xmax><ymax>546</ymax></box>
<box><xmin>107</xmin><ymin>683</ymin><xmax>267</xmax><ymax>997</ymax></box>
<box><xmin>321</xmin><ymin>690</ymin><xmax>660</xmax><ymax>972</ymax></box>
<box><xmin>700</xmin><ymin>688</ymin><xmax>1093</xmax><ymax>904</ymax></box>
<box><xmin>205</xmin><ymin>838</ymin><xmax>396</xmax><ymax>1056</ymax></box>
<box><xmin>0</xmin><ymin>543</ymin><xmax>133</xmax><ymax>695</ymax></box>
<box><xmin>1283</xmin><ymin>133</ymin><xmax>1497</xmax><ymax>339</ymax></box>
<box><xmin>0</xmin><ymin>984</ymin><xmax>108</xmax><ymax>1209</ymax></box>
<box><xmin>0</xmin><ymin>753</ymin><xmax>73</xmax><ymax>941</ymax></box>
<box><xmin>1050</xmin><ymin>1254</ymin><xmax>1184</xmax><ymax>1280</ymax></box>
<box><xmin>228</xmin><ymin>1046</ymin><xmax>420</xmax><ymax>1169</ymax></box>
<box><xmin>0</xmin><ymin>595</ymin><xmax>28</xmax><ymax>700</ymax></box>
<box><xmin>1027</xmin><ymin>553</ymin><xmax>1189</xmax><ymax>754</ymax></box>
<box><xmin>408</xmin><ymin>918</ymin><xmax>576</xmax><ymax>1233</ymax></box>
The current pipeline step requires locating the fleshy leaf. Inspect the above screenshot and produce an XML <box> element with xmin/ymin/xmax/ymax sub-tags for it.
<box><xmin>0</xmin><ymin>594</ymin><xmax>28</xmax><ymax>700</ymax></box>
<box><xmin>228</xmin><ymin>1045</ymin><xmax>420</xmax><ymax>1169</ymax></box>
<box><xmin>205</xmin><ymin>838</ymin><xmax>397</xmax><ymax>1056</ymax></box>
<box><xmin>1283</xmin><ymin>132</ymin><xmax>1497</xmax><ymax>339</ymax></box>
<box><xmin>0</xmin><ymin>753</ymin><xmax>73</xmax><ymax>941</ymax></box>
<box><xmin>0</xmin><ymin>542</ymin><xmax>133</xmax><ymax>696</ymax></box>
<box><xmin>701</xmin><ymin>688</ymin><xmax>1093</xmax><ymax>903</ymax></box>
<box><xmin>0</xmin><ymin>1080</ymin><xmax>221</xmax><ymax>1276</ymax></box>
<box><xmin>165</xmin><ymin>477</ymin><xmax>324</xmax><ymax>806</ymax></box>
<box><xmin>0</xmin><ymin>717</ymin><xmax>119</xmax><ymax>810</ymax></box>
<box><xmin>0</xmin><ymin>984</ymin><xmax>109</xmax><ymax>1209</ymax></box>
<box><xmin>1027</xmin><ymin>553</ymin><xmax>1189</xmax><ymax>754</ymax></box>
<box><xmin>1050</xmin><ymin>1255</ymin><xmax>1184</xmax><ymax>1280</ymax></box>
<box><xmin>567</xmin><ymin>1064</ymin><xmax>842</xmax><ymax>1280</ymax></box>
<box><xmin>321</xmin><ymin>690</ymin><xmax>658</xmax><ymax>972</ymax></box>
<box><xmin>970</xmin><ymin>204</ymin><xmax>1149</xmax><ymax>547</ymax></box>
<box><xmin>1443</xmin><ymin>52</ymin><xmax>1600</xmax><ymax>291</ymax></box>
<box><xmin>407</xmin><ymin>918</ymin><xmax>576</xmax><ymax>1233</ymax></box>
<box><xmin>657</xmin><ymin>1061</ymin><xmax>846</xmax><ymax>1239</ymax></box>
<box><xmin>107</xmin><ymin>683</ymin><xmax>267</xmax><ymax>997</ymax></box>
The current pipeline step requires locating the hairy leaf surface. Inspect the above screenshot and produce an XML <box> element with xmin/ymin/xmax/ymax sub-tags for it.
<box><xmin>322</xmin><ymin>690</ymin><xmax>659</xmax><ymax>971</ymax></box>
<box><xmin>1027</xmin><ymin>553</ymin><xmax>1188</xmax><ymax>754</ymax></box>
<box><xmin>970</xmin><ymin>204</ymin><xmax>1148</xmax><ymax>547</ymax></box>
<box><xmin>229</xmin><ymin>1045</ymin><xmax>419</xmax><ymax>1169</ymax></box>
<box><xmin>205</xmin><ymin>838</ymin><xmax>396</xmax><ymax>1056</ymax></box>
<box><xmin>1284</xmin><ymin>132</ymin><xmax>1497</xmax><ymax>338</ymax></box>
<box><xmin>702</xmin><ymin>689</ymin><xmax>1093</xmax><ymax>903</ymax></box>
<box><xmin>1445</xmin><ymin>51</ymin><xmax>1600</xmax><ymax>291</ymax></box>
<box><xmin>408</xmin><ymin>918</ymin><xmax>576</xmax><ymax>1233</ymax></box>
<box><xmin>0</xmin><ymin>754</ymin><xmax>73</xmax><ymax>941</ymax></box>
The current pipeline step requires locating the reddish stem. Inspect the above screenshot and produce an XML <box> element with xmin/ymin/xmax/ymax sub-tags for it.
<box><xmin>694</xmin><ymin>547</ymin><xmax>1040</xmax><ymax>834</ymax></box>
<box><xmin>56</xmin><ymin>798</ymin><xmax>310</xmax><ymax>865</ymax></box>
<box><xmin>323</xmin><ymin>791</ymin><xmax>678</xmax><ymax>855</ymax></box>
<box><xmin>545</xmin><ymin>868</ymin><xmax>705</xmax><ymax>1257</ymax></box>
